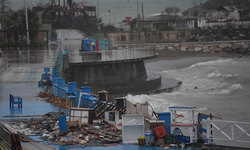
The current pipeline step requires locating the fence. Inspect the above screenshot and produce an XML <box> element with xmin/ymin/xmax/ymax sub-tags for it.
<box><xmin>0</xmin><ymin>63</ymin><xmax>7</xmax><ymax>74</ymax></box>
<box><xmin>51</xmin><ymin>49</ymin><xmax>97</xmax><ymax>108</ymax></box>
<box><xmin>205</xmin><ymin>119</ymin><xmax>250</xmax><ymax>144</ymax></box>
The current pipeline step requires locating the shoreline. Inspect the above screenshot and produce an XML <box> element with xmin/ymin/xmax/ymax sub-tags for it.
<box><xmin>145</xmin><ymin>49</ymin><xmax>244</xmax><ymax>63</ymax></box>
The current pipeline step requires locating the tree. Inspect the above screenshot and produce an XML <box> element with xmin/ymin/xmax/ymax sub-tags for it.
<box><xmin>5</xmin><ymin>8</ymin><xmax>39</xmax><ymax>43</ymax></box>
<box><xmin>5</xmin><ymin>8</ymin><xmax>39</xmax><ymax>30</ymax></box>
<box><xmin>161</xmin><ymin>6</ymin><xmax>181</xmax><ymax>27</ymax></box>
<box><xmin>191</xmin><ymin>0</ymin><xmax>204</xmax><ymax>6</ymax></box>
<box><xmin>0</xmin><ymin>0</ymin><xmax>11</xmax><ymax>13</ymax></box>
<box><xmin>88</xmin><ymin>17</ymin><xmax>104</xmax><ymax>33</ymax></box>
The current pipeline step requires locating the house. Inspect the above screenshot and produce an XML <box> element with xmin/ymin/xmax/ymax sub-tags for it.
<box><xmin>132</xmin><ymin>14</ymin><xmax>197</xmax><ymax>31</ymax></box>
<box><xmin>197</xmin><ymin>6</ymin><xmax>250</xmax><ymax>28</ymax></box>
<box><xmin>117</xmin><ymin>17</ymin><xmax>131</xmax><ymax>32</ymax></box>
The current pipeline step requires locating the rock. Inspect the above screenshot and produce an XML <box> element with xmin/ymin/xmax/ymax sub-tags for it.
<box><xmin>232</xmin><ymin>44</ymin><xmax>242</xmax><ymax>50</ymax></box>
<box><xmin>194</xmin><ymin>47</ymin><xmax>202</xmax><ymax>52</ymax></box>
<box><xmin>203</xmin><ymin>45</ymin><xmax>209</xmax><ymax>50</ymax></box>
<box><xmin>188</xmin><ymin>48</ymin><xmax>194</xmax><ymax>52</ymax></box>
<box><xmin>224</xmin><ymin>47</ymin><xmax>233</xmax><ymax>53</ymax></box>
<box><xmin>242</xmin><ymin>44</ymin><xmax>249</xmax><ymax>49</ymax></box>
<box><xmin>227</xmin><ymin>44</ymin><xmax>232</xmax><ymax>48</ymax></box>
<box><xmin>218</xmin><ymin>44</ymin><xmax>228</xmax><ymax>49</ymax></box>
<box><xmin>181</xmin><ymin>44</ymin><xmax>188</xmax><ymax>48</ymax></box>
<box><xmin>174</xmin><ymin>44</ymin><xmax>180</xmax><ymax>47</ymax></box>
<box><xmin>214</xmin><ymin>48</ymin><xmax>222</xmax><ymax>52</ymax></box>
<box><xmin>181</xmin><ymin>47</ymin><xmax>187</xmax><ymax>51</ymax></box>
<box><xmin>167</xmin><ymin>46</ymin><xmax>175</xmax><ymax>51</ymax></box>
<box><xmin>203</xmin><ymin>49</ymin><xmax>210</xmax><ymax>53</ymax></box>
<box><xmin>209</xmin><ymin>46</ymin><xmax>216</xmax><ymax>52</ymax></box>
<box><xmin>238</xmin><ymin>49</ymin><xmax>247</xmax><ymax>54</ymax></box>
<box><xmin>175</xmin><ymin>47</ymin><xmax>181</xmax><ymax>51</ymax></box>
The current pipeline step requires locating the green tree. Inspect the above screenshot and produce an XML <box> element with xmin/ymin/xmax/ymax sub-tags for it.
<box><xmin>161</xmin><ymin>6</ymin><xmax>181</xmax><ymax>27</ymax></box>
<box><xmin>0</xmin><ymin>0</ymin><xmax>11</xmax><ymax>13</ymax></box>
<box><xmin>5</xmin><ymin>8</ymin><xmax>39</xmax><ymax>30</ymax></box>
<box><xmin>5</xmin><ymin>8</ymin><xmax>39</xmax><ymax>43</ymax></box>
<box><xmin>88</xmin><ymin>17</ymin><xmax>104</xmax><ymax>33</ymax></box>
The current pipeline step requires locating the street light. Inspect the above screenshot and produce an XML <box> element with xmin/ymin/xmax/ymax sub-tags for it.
<box><xmin>23</xmin><ymin>0</ymin><xmax>30</xmax><ymax>45</ymax></box>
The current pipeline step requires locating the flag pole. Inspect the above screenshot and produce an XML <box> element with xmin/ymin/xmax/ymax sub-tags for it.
<box><xmin>109</xmin><ymin>9</ymin><xmax>111</xmax><ymax>25</ymax></box>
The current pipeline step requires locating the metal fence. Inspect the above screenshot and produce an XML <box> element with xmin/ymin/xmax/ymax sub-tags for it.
<box><xmin>206</xmin><ymin>119</ymin><xmax>250</xmax><ymax>144</ymax></box>
<box><xmin>51</xmin><ymin>50</ymin><xmax>97</xmax><ymax>108</ymax></box>
<box><xmin>0</xmin><ymin>63</ymin><xmax>7</xmax><ymax>74</ymax></box>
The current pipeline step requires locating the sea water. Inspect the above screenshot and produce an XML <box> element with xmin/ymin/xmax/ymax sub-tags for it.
<box><xmin>129</xmin><ymin>56</ymin><xmax>250</xmax><ymax>148</ymax></box>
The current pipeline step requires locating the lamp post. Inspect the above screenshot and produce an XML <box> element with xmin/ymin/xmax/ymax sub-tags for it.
<box><xmin>23</xmin><ymin>0</ymin><xmax>30</xmax><ymax>45</ymax></box>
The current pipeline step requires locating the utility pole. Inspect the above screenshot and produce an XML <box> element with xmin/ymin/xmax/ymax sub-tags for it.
<box><xmin>97</xmin><ymin>0</ymin><xmax>99</xmax><ymax>19</ymax></box>
<box><xmin>114</xmin><ymin>9</ymin><xmax>116</xmax><ymax>27</ymax></box>
<box><xmin>137</xmin><ymin>0</ymin><xmax>139</xmax><ymax>19</ymax></box>
<box><xmin>141</xmin><ymin>3</ymin><xmax>144</xmax><ymax>28</ymax></box>
<box><xmin>23</xmin><ymin>0</ymin><xmax>30</xmax><ymax>46</ymax></box>
<box><xmin>109</xmin><ymin>9</ymin><xmax>111</xmax><ymax>25</ymax></box>
<box><xmin>241</xmin><ymin>0</ymin><xmax>243</xmax><ymax>25</ymax></box>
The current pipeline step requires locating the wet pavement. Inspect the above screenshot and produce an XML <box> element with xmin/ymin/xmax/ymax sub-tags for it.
<box><xmin>0</xmin><ymin>29</ymin><xmax>178</xmax><ymax>121</ymax></box>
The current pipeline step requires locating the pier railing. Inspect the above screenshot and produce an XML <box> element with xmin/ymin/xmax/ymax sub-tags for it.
<box><xmin>206</xmin><ymin>119</ymin><xmax>250</xmax><ymax>144</ymax></box>
<box><xmin>51</xmin><ymin>49</ymin><xmax>97</xmax><ymax>108</ymax></box>
<box><xmin>0</xmin><ymin>63</ymin><xmax>7</xmax><ymax>74</ymax></box>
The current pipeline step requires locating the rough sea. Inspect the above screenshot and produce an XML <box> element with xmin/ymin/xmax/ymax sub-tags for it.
<box><xmin>129</xmin><ymin>55</ymin><xmax>250</xmax><ymax>147</ymax></box>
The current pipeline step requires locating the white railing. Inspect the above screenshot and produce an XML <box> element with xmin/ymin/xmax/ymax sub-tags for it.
<box><xmin>206</xmin><ymin>119</ymin><xmax>250</xmax><ymax>144</ymax></box>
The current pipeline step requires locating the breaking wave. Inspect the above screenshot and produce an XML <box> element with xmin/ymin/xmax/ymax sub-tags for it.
<box><xmin>189</xmin><ymin>59</ymin><xmax>234</xmax><ymax>68</ymax></box>
<box><xmin>207</xmin><ymin>70</ymin><xmax>239</xmax><ymax>79</ymax></box>
<box><xmin>209</xmin><ymin>83</ymin><xmax>243</xmax><ymax>95</ymax></box>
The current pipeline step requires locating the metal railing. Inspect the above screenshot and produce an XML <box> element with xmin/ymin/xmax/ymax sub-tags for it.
<box><xmin>0</xmin><ymin>63</ymin><xmax>7</xmax><ymax>74</ymax></box>
<box><xmin>206</xmin><ymin>119</ymin><xmax>250</xmax><ymax>144</ymax></box>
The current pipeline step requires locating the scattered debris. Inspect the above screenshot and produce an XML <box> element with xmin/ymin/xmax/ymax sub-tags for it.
<box><xmin>36</xmin><ymin>92</ymin><xmax>71</xmax><ymax>109</ymax></box>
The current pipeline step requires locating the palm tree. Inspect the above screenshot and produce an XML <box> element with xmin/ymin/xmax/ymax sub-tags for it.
<box><xmin>89</xmin><ymin>17</ymin><xmax>104</xmax><ymax>33</ymax></box>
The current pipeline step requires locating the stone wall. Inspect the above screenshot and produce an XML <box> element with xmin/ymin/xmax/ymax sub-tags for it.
<box><xmin>164</xmin><ymin>42</ymin><xmax>250</xmax><ymax>54</ymax></box>
<box><xmin>94</xmin><ymin>26</ymin><xmax>250</xmax><ymax>43</ymax></box>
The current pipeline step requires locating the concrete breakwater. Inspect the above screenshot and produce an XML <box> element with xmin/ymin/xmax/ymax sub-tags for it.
<box><xmin>162</xmin><ymin>42</ymin><xmax>250</xmax><ymax>54</ymax></box>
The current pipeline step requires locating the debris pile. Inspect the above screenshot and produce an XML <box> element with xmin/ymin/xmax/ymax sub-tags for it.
<box><xmin>7</xmin><ymin>112</ymin><xmax>122</xmax><ymax>147</ymax></box>
<box><xmin>8</xmin><ymin>112</ymin><xmax>66</xmax><ymax>135</ymax></box>
<box><xmin>36</xmin><ymin>92</ymin><xmax>71</xmax><ymax>109</ymax></box>
<box><xmin>42</xmin><ymin>123</ymin><xmax>122</xmax><ymax>146</ymax></box>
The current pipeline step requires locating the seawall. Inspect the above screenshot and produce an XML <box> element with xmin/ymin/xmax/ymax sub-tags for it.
<box><xmin>61</xmin><ymin>54</ymin><xmax>161</xmax><ymax>94</ymax></box>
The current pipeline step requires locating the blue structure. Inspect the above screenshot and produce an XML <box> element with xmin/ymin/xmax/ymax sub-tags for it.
<box><xmin>51</xmin><ymin>50</ymin><xmax>97</xmax><ymax>108</ymax></box>
<box><xmin>158</xmin><ymin>112</ymin><xmax>171</xmax><ymax>135</ymax></box>
<box><xmin>38</xmin><ymin>68</ymin><xmax>51</xmax><ymax>86</ymax></box>
<box><xmin>9</xmin><ymin>94</ymin><xmax>22</xmax><ymax>108</ymax></box>
<box><xmin>89</xmin><ymin>37</ymin><xmax>112</xmax><ymax>50</ymax></box>
<box><xmin>58</xmin><ymin>115</ymin><xmax>67</xmax><ymax>132</ymax></box>
<box><xmin>83</xmin><ymin>38</ymin><xmax>96</xmax><ymax>51</ymax></box>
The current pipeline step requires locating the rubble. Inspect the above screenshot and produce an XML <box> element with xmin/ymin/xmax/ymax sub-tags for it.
<box><xmin>7</xmin><ymin>112</ymin><xmax>122</xmax><ymax>147</ymax></box>
<box><xmin>36</xmin><ymin>92</ymin><xmax>71</xmax><ymax>109</ymax></box>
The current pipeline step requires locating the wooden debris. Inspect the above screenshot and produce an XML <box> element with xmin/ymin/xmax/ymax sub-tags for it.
<box><xmin>36</xmin><ymin>91</ymin><xmax>71</xmax><ymax>109</ymax></box>
<box><xmin>67</xmin><ymin>119</ymin><xmax>81</xmax><ymax>128</ymax></box>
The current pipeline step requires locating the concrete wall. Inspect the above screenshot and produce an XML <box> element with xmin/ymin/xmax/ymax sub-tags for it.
<box><xmin>67</xmin><ymin>59</ymin><xmax>147</xmax><ymax>85</ymax></box>
<box><xmin>61</xmin><ymin>54</ymin><xmax>162</xmax><ymax>93</ymax></box>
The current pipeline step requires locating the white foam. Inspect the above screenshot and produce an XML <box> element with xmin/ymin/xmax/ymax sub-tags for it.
<box><xmin>210</xmin><ymin>83</ymin><xmax>243</xmax><ymax>95</ymax></box>
<box><xmin>207</xmin><ymin>70</ymin><xmax>223</xmax><ymax>78</ymax></box>
<box><xmin>189</xmin><ymin>59</ymin><xmax>234</xmax><ymax>68</ymax></box>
